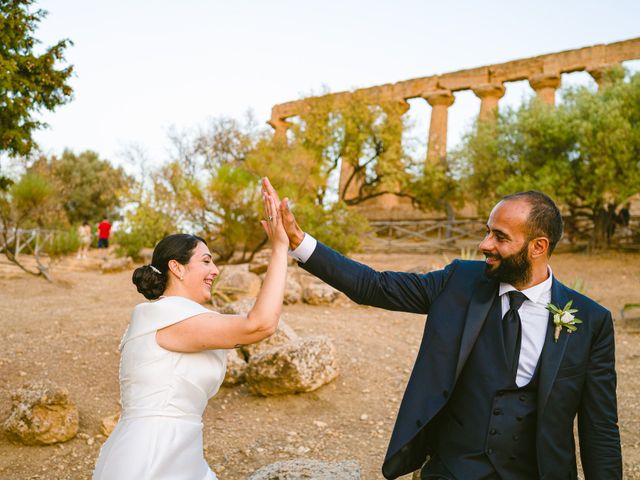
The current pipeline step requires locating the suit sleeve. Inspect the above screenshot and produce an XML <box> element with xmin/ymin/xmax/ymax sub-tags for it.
<box><xmin>300</xmin><ymin>241</ymin><xmax>455</xmax><ymax>314</ymax></box>
<box><xmin>577</xmin><ymin>311</ymin><xmax>622</xmax><ymax>479</ymax></box>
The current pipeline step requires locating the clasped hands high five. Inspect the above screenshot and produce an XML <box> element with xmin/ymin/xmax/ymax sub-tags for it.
<box><xmin>261</xmin><ymin>177</ymin><xmax>305</xmax><ymax>251</ymax></box>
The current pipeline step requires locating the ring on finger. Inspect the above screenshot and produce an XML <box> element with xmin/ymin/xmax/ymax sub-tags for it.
<box><xmin>267</xmin><ymin>215</ymin><xmax>273</xmax><ymax>221</ymax></box>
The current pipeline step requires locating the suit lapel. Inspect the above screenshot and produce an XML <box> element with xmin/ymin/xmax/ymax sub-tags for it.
<box><xmin>537</xmin><ymin>278</ymin><xmax>571</xmax><ymax>420</ymax></box>
<box><xmin>455</xmin><ymin>276</ymin><xmax>498</xmax><ymax>382</ymax></box>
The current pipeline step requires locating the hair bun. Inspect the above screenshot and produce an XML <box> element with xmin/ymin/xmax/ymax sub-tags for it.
<box><xmin>132</xmin><ymin>265</ymin><xmax>167</xmax><ymax>300</ymax></box>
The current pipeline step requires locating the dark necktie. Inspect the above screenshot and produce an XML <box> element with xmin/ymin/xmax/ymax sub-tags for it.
<box><xmin>503</xmin><ymin>291</ymin><xmax>527</xmax><ymax>381</ymax></box>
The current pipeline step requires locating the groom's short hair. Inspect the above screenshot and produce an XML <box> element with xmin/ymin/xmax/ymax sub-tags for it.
<box><xmin>501</xmin><ymin>191</ymin><xmax>564</xmax><ymax>255</ymax></box>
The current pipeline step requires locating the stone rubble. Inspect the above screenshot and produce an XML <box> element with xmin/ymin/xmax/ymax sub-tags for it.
<box><xmin>245</xmin><ymin>336</ymin><xmax>339</xmax><ymax>396</ymax></box>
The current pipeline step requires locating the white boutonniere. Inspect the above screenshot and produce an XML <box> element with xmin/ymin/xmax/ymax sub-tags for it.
<box><xmin>546</xmin><ymin>300</ymin><xmax>582</xmax><ymax>342</ymax></box>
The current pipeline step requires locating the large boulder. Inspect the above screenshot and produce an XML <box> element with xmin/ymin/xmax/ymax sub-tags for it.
<box><xmin>284</xmin><ymin>276</ymin><xmax>303</xmax><ymax>305</ymax></box>
<box><xmin>3</xmin><ymin>381</ymin><xmax>79</xmax><ymax>445</ymax></box>
<box><xmin>215</xmin><ymin>265</ymin><xmax>261</xmax><ymax>301</ymax></box>
<box><xmin>223</xmin><ymin>349</ymin><xmax>248</xmax><ymax>386</ymax></box>
<box><xmin>248</xmin><ymin>249</ymin><xmax>271</xmax><ymax>275</ymax></box>
<box><xmin>245</xmin><ymin>336</ymin><xmax>339</xmax><ymax>396</ymax></box>
<box><xmin>240</xmin><ymin>320</ymin><xmax>298</xmax><ymax>360</ymax></box>
<box><xmin>219</xmin><ymin>298</ymin><xmax>255</xmax><ymax>316</ymax></box>
<box><xmin>302</xmin><ymin>282</ymin><xmax>339</xmax><ymax>305</ymax></box>
<box><xmin>101</xmin><ymin>257</ymin><xmax>133</xmax><ymax>273</ymax></box>
<box><xmin>218</xmin><ymin>300</ymin><xmax>299</xmax><ymax>360</ymax></box>
<box><xmin>248</xmin><ymin>459</ymin><xmax>360</xmax><ymax>480</ymax></box>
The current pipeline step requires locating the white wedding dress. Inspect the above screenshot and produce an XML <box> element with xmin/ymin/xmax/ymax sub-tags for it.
<box><xmin>93</xmin><ymin>296</ymin><xmax>226</xmax><ymax>480</ymax></box>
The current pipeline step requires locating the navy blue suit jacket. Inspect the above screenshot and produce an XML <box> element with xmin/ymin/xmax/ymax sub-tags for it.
<box><xmin>301</xmin><ymin>242</ymin><xmax>621</xmax><ymax>480</ymax></box>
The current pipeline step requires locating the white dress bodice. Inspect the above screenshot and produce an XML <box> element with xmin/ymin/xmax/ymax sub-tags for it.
<box><xmin>93</xmin><ymin>296</ymin><xmax>226</xmax><ymax>480</ymax></box>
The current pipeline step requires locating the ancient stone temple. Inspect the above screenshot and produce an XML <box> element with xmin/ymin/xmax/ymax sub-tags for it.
<box><xmin>267</xmin><ymin>37</ymin><xmax>640</xmax><ymax>220</ymax></box>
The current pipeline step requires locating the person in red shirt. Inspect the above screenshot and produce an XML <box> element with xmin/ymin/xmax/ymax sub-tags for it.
<box><xmin>97</xmin><ymin>218</ymin><xmax>112</xmax><ymax>249</ymax></box>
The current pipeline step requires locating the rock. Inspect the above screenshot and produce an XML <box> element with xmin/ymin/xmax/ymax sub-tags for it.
<box><xmin>248</xmin><ymin>249</ymin><xmax>271</xmax><ymax>275</ymax></box>
<box><xmin>245</xmin><ymin>336</ymin><xmax>339</xmax><ymax>396</ymax></box>
<box><xmin>100</xmin><ymin>412</ymin><xmax>120</xmax><ymax>437</ymax></box>
<box><xmin>240</xmin><ymin>320</ymin><xmax>298</xmax><ymax>360</ymax></box>
<box><xmin>218</xmin><ymin>300</ymin><xmax>299</xmax><ymax>360</ymax></box>
<box><xmin>3</xmin><ymin>381</ymin><xmax>79</xmax><ymax>445</ymax></box>
<box><xmin>219</xmin><ymin>298</ymin><xmax>255</xmax><ymax>316</ymax></box>
<box><xmin>302</xmin><ymin>282</ymin><xmax>339</xmax><ymax>305</ymax></box>
<box><xmin>215</xmin><ymin>265</ymin><xmax>261</xmax><ymax>301</ymax></box>
<box><xmin>248</xmin><ymin>459</ymin><xmax>360</xmax><ymax>480</ymax></box>
<box><xmin>284</xmin><ymin>276</ymin><xmax>303</xmax><ymax>305</ymax></box>
<box><xmin>101</xmin><ymin>257</ymin><xmax>133</xmax><ymax>273</ymax></box>
<box><xmin>223</xmin><ymin>349</ymin><xmax>247</xmax><ymax>386</ymax></box>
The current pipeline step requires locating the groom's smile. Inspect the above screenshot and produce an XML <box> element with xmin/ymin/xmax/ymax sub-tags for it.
<box><xmin>479</xmin><ymin>199</ymin><xmax>534</xmax><ymax>287</ymax></box>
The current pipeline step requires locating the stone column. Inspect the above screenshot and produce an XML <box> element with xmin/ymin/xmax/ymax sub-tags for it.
<box><xmin>472</xmin><ymin>83</ymin><xmax>505</xmax><ymax>121</ymax></box>
<box><xmin>267</xmin><ymin>118</ymin><xmax>291</xmax><ymax>143</ymax></box>
<box><xmin>528</xmin><ymin>73</ymin><xmax>561</xmax><ymax>105</ymax></box>
<box><xmin>587</xmin><ymin>63</ymin><xmax>620</xmax><ymax>89</ymax></box>
<box><xmin>423</xmin><ymin>90</ymin><xmax>455</xmax><ymax>165</ymax></box>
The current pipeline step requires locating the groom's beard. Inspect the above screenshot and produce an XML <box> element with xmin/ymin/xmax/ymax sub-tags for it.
<box><xmin>484</xmin><ymin>242</ymin><xmax>532</xmax><ymax>286</ymax></box>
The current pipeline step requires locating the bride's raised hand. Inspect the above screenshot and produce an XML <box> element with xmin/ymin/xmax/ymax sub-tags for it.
<box><xmin>260</xmin><ymin>188</ymin><xmax>289</xmax><ymax>249</ymax></box>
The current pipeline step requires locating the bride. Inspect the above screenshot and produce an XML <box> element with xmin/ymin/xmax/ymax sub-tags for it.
<box><xmin>93</xmin><ymin>183</ymin><xmax>288</xmax><ymax>479</ymax></box>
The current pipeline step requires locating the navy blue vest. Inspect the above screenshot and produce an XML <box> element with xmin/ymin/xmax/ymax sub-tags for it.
<box><xmin>432</xmin><ymin>293</ymin><xmax>540</xmax><ymax>480</ymax></box>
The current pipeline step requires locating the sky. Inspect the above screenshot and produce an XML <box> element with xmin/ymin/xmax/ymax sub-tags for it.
<box><xmin>29</xmin><ymin>0</ymin><xmax>640</xmax><ymax>171</ymax></box>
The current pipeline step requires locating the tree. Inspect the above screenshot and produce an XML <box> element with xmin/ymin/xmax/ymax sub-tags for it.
<box><xmin>292</xmin><ymin>91</ymin><xmax>413</xmax><ymax>205</ymax></box>
<box><xmin>0</xmin><ymin>0</ymin><xmax>73</xmax><ymax>217</ymax></box>
<box><xmin>149</xmin><ymin>114</ymin><xmax>372</xmax><ymax>262</ymax></box>
<box><xmin>244</xmin><ymin>140</ymin><xmax>369</xmax><ymax>254</ymax></box>
<box><xmin>152</xmin><ymin>117</ymin><xmax>268</xmax><ymax>262</ymax></box>
<box><xmin>30</xmin><ymin>149</ymin><xmax>131</xmax><ymax>224</ymax></box>
<box><xmin>0</xmin><ymin>171</ymin><xmax>60</xmax><ymax>279</ymax></box>
<box><xmin>455</xmin><ymin>69</ymin><xmax>640</xmax><ymax>248</ymax></box>
<box><xmin>115</xmin><ymin>202</ymin><xmax>176</xmax><ymax>259</ymax></box>
<box><xmin>0</xmin><ymin>0</ymin><xmax>73</xmax><ymax>159</ymax></box>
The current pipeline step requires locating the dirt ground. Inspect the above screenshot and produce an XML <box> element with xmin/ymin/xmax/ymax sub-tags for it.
<box><xmin>0</xmin><ymin>251</ymin><xmax>639</xmax><ymax>480</ymax></box>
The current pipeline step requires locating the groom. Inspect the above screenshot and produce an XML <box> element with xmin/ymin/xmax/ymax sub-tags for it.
<box><xmin>263</xmin><ymin>179</ymin><xmax>621</xmax><ymax>480</ymax></box>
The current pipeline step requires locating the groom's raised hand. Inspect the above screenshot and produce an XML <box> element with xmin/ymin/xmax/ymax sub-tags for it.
<box><xmin>261</xmin><ymin>177</ymin><xmax>305</xmax><ymax>250</ymax></box>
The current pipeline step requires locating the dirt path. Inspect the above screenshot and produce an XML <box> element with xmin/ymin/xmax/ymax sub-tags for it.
<box><xmin>0</xmin><ymin>252</ymin><xmax>638</xmax><ymax>479</ymax></box>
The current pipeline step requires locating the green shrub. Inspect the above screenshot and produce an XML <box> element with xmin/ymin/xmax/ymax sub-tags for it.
<box><xmin>45</xmin><ymin>228</ymin><xmax>80</xmax><ymax>257</ymax></box>
<box><xmin>115</xmin><ymin>203</ymin><xmax>176</xmax><ymax>260</ymax></box>
<box><xmin>114</xmin><ymin>230</ymin><xmax>148</xmax><ymax>260</ymax></box>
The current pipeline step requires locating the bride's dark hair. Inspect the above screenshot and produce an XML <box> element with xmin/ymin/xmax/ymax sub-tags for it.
<box><xmin>132</xmin><ymin>234</ymin><xmax>207</xmax><ymax>300</ymax></box>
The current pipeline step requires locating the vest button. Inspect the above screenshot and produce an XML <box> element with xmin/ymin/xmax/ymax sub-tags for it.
<box><xmin>489</xmin><ymin>428</ymin><xmax>497</xmax><ymax>435</ymax></box>
<box><xmin>493</xmin><ymin>408</ymin><xmax>502</xmax><ymax>415</ymax></box>
<box><xmin>497</xmin><ymin>390</ymin><xmax>505</xmax><ymax>396</ymax></box>
<box><xmin>519</xmin><ymin>394</ymin><xmax>526</xmax><ymax>401</ymax></box>
<box><xmin>513</xmin><ymin>434</ymin><xmax>519</xmax><ymax>441</ymax></box>
<box><xmin>487</xmin><ymin>448</ymin><xmax>494</xmax><ymax>455</ymax></box>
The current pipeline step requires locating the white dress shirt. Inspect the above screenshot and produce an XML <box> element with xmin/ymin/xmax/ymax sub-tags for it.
<box><xmin>499</xmin><ymin>268</ymin><xmax>553</xmax><ymax>386</ymax></box>
<box><xmin>290</xmin><ymin>233</ymin><xmax>553</xmax><ymax>387</ymax></box>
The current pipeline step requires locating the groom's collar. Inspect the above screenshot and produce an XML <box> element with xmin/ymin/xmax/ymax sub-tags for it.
<box><xmin>499</xmin><ymin>265</ymin><xmax>553</xmax><ymax>304</ymax></box>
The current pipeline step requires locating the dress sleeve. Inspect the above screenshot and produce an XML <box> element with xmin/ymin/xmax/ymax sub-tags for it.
<box><xmin>120</xmin><ymin>296</ymin><xmax>212</xmax><ymax>348</ymax></box>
